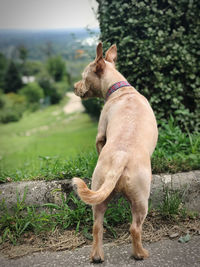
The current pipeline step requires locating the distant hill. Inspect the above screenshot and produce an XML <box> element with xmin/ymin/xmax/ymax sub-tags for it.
<box><xmin>0</xmin><ymin>28</ymin><xmax>99</xmax><ymax>61</ymax></box>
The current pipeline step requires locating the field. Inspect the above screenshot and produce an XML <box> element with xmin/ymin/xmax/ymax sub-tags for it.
<box><xmin>0</xmin><ymin>96</ymin><xmax>200</xmax><ymax>183</ymax></box>
<box><xmin>0</xmin><ymin>98</ymin><xmax>98</xmax><ymax>182</ymax></box>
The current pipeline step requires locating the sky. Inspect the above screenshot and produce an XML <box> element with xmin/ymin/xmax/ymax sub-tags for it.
<box><xmin>0</xmin><ymin>0</ymin><xmax>99</xmax><ymax>30</ymax></box>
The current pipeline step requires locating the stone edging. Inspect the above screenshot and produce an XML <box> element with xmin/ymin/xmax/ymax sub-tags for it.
<box><xmin>0</xmin><ymin>171</ymin><xmax>199</xmax><ymax>212</ymax></box>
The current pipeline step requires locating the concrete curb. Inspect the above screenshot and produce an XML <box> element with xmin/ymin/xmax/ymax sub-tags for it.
<box><xmin>0</xmin><ymin>171</ymin><xmax>200</xmax><ymax>212</ymax></box>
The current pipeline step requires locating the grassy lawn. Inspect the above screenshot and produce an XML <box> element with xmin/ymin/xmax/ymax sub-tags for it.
<box><xmin>0</xmin><ymin>99</ymin><xmax>199</xmax><ymax>183</ymax></box>
<box><xmin>0</xmin><ymin>98</ymin><xmax>98</xmax><ymax>182</ymax></box>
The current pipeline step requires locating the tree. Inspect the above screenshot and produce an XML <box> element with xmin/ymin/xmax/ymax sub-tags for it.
<box><xmin>43</xmin><ymin>41</ymin><xmax>54</xmax><ymax>58</ymax></box>
<box><xmin>0</xmin><ymin>53</ymin><xmax>7</xmax><ymax>89</ymax></box>
<box><xmin>18</xmin><ymin>45</ymin><xmax>28</xmax><ymax>63</ymax></box>
<box><xmin>46</xmin><ymin>56</ymin><xmax>66</xmax><ymax>82</ymax></box>
<box><xmin>97</xmin><ymin>0</ymin><xmax>200</xmax><ymax>131</ymax></box>
<box><xmin>4</xmin><ymin>60</ymin><xmax>22</xmax><ymax>93</ymax></box>
<box><xmin>18</xmin><ymin>45</ymin><xmax>29</xmax><ymax>76</ymax></box>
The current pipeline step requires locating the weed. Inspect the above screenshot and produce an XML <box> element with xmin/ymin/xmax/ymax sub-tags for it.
<box><xmin>158</xmin><ymin>187</ymin><xmax>185</xmax><ymax>218</ymax></box>
<box><xmin>61</xmin><ymin>150</ymin><xmax>98</xmax><ymax>180</ymax></box>
<box><xmin>0</xmin><ymin>190</ymin><xmax>93</xmax><ymax>245</ymax></box>
<box><xmin>0</xmin><ymin>190</ymin><xmax>132</xmax><ymax>244</ymax></box>
<box><xmin>0</xmin><ymin>186</ymin><xmax>198</xmax><ymax>245</ymax></box>
<box><xmin>105</xmin><ymin>197</ymin><xmax>131</xmax><ymax>226</ymax></box>
<box><xmin>0</xmin><ymin>187</ymin><xmax>29</xmax><ymax>244</ymax></box>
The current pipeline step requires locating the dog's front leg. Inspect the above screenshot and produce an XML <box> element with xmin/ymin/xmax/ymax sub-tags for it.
<box><xmin>96</xmin><ymin>134</ymin><xmax>106</xmax><ymax>155</ymax></box>
<box><xmin>96</xmin><ymin>112</ymin><xmax>107</xmax><ymax>155</ymax></box>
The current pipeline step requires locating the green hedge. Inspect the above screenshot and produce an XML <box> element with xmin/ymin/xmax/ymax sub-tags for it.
<box><xmin>97</xmin><ymin>0</ymin><xmax>200</xmax><ymax>131</ymax></box>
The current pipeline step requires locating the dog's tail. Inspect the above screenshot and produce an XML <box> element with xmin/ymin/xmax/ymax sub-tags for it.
<box><xmin>72</xmin><ymin>152</ymin><xmax>127</xmax><ymax>205</ymax></box>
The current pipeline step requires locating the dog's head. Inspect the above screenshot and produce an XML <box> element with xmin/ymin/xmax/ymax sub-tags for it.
<box><xmin>74</xmin><ymin>42</ymin><xmax>117</xmax><ymax>99</ymax></box>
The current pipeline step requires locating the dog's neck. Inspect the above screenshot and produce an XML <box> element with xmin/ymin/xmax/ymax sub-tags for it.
<box><xmin>101</xmin><ymin>64</ymin><xmax>127</xmax><ymax>99</ymax></box>
<box><xmin>105</xmin><ymin>81</ymin><xmax>131</xmax><ymax>100</ymax></box>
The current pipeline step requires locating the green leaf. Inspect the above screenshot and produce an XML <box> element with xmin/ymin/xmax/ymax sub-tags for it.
<box><xmin>178</xmin><ymin>233</ymin><xmax>191</xmax><ymax>243</ymax></box>
<box><xmin>43</xmin><ymin>203</ymin><xmax>60</xmax><ymax>209</ymax></box>
<box><xmin>83</xmin><ymin>228</ymin><xmax>93</xmax><ymax>240</ymax></box>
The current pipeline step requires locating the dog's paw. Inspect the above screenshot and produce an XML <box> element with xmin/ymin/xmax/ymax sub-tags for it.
<box><xmin>91</xmin><ymin>256</ymin><xmax>104</xmax><ymax>264</ymax></box>
<box><xmin>91</xmin><ymin>251</ymin><xmax>104</xmax><ymax>264</ymax></box>
<box><xmin>132</xmin><ymin>248</ymin><xmax>149</xmax><ymax>260</ymax></box>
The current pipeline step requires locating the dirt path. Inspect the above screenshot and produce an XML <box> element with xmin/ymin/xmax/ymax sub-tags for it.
<box><xmin>63</xmin><ymin>92</ymin><xmax>85</xmax><ymax>114</ymax></box>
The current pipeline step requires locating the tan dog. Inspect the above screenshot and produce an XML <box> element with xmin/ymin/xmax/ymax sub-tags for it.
<box><xmin>72</xmin><ymin>42</ymin><xmax>158</xmax><ymax>263</ymax></box>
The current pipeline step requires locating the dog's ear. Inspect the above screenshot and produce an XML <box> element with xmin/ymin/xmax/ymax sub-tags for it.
<box><xmin>94</xmin><ymin>42</ymin><xmax>106</xmax><ymax>75</ymax></box>
<box><xmin>105</xmin><ymin>44</ymin><xmax>117</xmax><ymax>64</ymax></box>
<box><xmin>96</xmin><ymin>42</ymin><xmax>103</xmax><ymax>60</ymax></box>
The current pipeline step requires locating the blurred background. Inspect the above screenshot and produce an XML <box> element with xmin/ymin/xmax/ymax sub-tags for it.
<box><xmin>0</xmin><ymin>0</ymin><xmax>199</xmax><ymax>183</ymax></box>
<box><xmin>0</xmin><ymin>0</ymin><xmax>100</xmax><ymax>181</ymax></box>
<box><xmin>0</xmin><ymin>0</ymin><xmax>99</xmax><ymax>113</ymax></box>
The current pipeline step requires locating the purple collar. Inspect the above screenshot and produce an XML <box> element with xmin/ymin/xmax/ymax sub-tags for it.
<box><xmin>106</xmin><ymin>81</ymin><xmax>131</xmax><ymax>100</ymax></box>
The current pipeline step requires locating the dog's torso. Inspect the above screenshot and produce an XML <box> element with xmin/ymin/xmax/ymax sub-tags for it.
<box><xmin>99</xmin><ymin>86</ymin><xmax>157</xmax><ymax>155</ymax></box>
<box><xmin>96</xmin><ymin>86</ymin><xmax>158</xmax><ymax>195</ymax></box>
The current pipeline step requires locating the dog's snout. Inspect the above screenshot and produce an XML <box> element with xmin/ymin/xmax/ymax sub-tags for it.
<box><xmin>74</xmin><ymin>81</ymin><xmax>79</xmax><ymax>88</ymax></box>
<box><xmin>74</xmin><ymin>81</ymin><xmax>80</xmax><ymax>95</ymax></box>
<box><xmin>74</xmin><ymin>81</ymin><xmax>82</xmax><ymax>90</ymax></box>
<box><xmin>74</xmin><ymin>81</ymin><xmax>78</xmax><ymax>90</ymax></box>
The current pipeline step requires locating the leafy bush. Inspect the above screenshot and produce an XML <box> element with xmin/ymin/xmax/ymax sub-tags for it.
<box><xmin>0</xmin><ymin>92</ymin><xmax>5</xmax><ymax>109</ymax></box>
<box><xmin>0</xmin><ymin>108</ymin><xmax>22</xmax><ymax>123</ymax></box>
<box><xmin>55</xmin><ymin>80</ymin><xmax>69</xmax><ymax>96</ymax></box>
<box><xmin>49</xmin><ymin>88</ymin><xmax>62</xmax><ymax>104</ymax></box>
<box><xmin>0</xmin><ymin>93</ymin><xmax>26</xmax><ymax>123</ymax></box>
<box><xmin>37</xmin><ymin>74</ymin><xmax>62</xmax><ymax>105</ymax></box>
<box><xmin>82</xmin><ymin>98</ymin><xmax>104</xmax><ymax>119</ymax></box>
<box><xmin>6</xmin><ymin>92</ymin><xmax>27</xmax><ymax>107</ymax></box>
<box><xmin>19</xmin><ymin>82</ymin><xmax>44</xmax><ymax>104</ymax></box>
<box><xmin>152</xmin><ymin>117</ymin><xmax>200</xmax><ymax>173</ymax></box>
<box><xmin>97</xmin><ymin>0</ymin><xmax>200</xmax><ymax>131</ymax></box>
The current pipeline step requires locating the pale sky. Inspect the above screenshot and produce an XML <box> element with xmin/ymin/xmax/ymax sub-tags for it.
<box><xmin>0</xmin><ymin>0</ymin><xmax>99</xmax><ymax>29</ymax></box>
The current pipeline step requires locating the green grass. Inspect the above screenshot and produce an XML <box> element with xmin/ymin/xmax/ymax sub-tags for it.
<box><xmin>0</xmin><ymin>190</ymin><xmax>93</xmax><ymax>245</ymax></box>
<box><xmin>0</xmin><ymin>187</ymin><xmax>198</xmax><ymax>245</ymax></box>
<box><xmin>0</xmin><ymin>103</ymin><xmax>199</xmax><ymax>183</ymax></box>
<box><xmin>0</xmin><ymin>98</ymin><xmax>98</xmax><ymax>182</ymax></box>
<box><xmin>152</xmin><ymin>117</ymin><xmax>200</xmax><ymax>173</ymax></box>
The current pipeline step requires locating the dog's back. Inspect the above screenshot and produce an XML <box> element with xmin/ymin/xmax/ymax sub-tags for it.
<box><xmin>100</xmin><ymin>86</ymin><xmax>157</xmax><ymax>156</ymax></box>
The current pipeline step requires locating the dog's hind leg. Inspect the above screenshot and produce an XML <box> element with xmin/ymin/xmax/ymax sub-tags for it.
<box><xmin>90</xmin><ymin>200</ymin><xmax>108</xmax><ymax>263</ymax></box>
<box><xmin>129</xmin><ymin>198</ymin><xmax>149</xmax><ymax>260</ymax></box>
<box><xmin>124</xmin><ymin>166</ymin><xmax>151</xmax><ymax>260</ymax></box>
